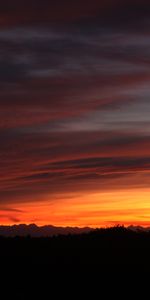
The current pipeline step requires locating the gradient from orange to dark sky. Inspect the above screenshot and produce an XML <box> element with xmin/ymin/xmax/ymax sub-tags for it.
<box><xmin>0</xmin><ymin>0</ymin><xmax>150</xmax><ymax>227</ymax></box>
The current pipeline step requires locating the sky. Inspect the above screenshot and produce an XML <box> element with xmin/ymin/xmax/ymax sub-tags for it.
<box><xmin>0</xmin><ymin>0</ymin><xmax>150</xmax><ymax>227</ymax></box>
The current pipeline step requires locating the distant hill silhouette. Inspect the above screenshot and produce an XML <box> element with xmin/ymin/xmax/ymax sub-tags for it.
<box><xmin>128</xmin><ymin>225</ymin><xmax>150</xmax><ymax>232</ymax></box>
<box><xmin>0</xmin><ymin>223</ymin><xmax>92</xmax><ymax>237</ymax></box>
<box><xmin>0</xmin><ymin>223</ymin><xmax>150</xmax><ymax>237</ymax></box>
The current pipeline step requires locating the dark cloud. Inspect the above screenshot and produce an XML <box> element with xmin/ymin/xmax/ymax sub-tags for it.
<box><xmin>0</xmin><ymin>0</ymin><xmax>149</xmax><ymax>215</ymax></box>
<box><xmin>0</xmin><ymin>0</ymin><xmax>150</xmax><ymax>28</ymax></box>
<box><xmin>8</xmin><ymin>216</ymin><xmax>20</xmax><ymax>223</ymax></box>
<box><xmin>0</xmin><ymin>207</ymin><xmax>22</xmax><ymax>212</ymax></box>
<box><xmin>0</xmin><ymin>127</ymin><xmax>149</xmax><ymax>204</ymax></box>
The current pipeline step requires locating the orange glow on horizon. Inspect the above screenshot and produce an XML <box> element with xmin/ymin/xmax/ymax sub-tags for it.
<box><xmin>0</xmin><ymin>188</ymin><xmax>150</xmax><ymax>228</ymax></box>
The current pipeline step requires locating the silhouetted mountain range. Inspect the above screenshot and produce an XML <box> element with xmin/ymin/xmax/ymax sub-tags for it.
<box><xmin>128</xmin><ymin>225</ymin><xmax>150</xmax><ymax>232</ymax></box>
<box><xmin>0</xmin><ymin>223</ymin><xmax>92</xmax><ymax>237</ymax></box>
<box><xmin>0</xmin><ymin>224</ymin><xmax>150</xmax><ymax>237</ymax></box>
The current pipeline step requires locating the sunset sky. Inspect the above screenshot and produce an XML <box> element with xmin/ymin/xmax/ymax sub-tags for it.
<box><xmin>0</xmin><ymin>0</ymin><xmax>150</xmax><ymax>227</ymax></box>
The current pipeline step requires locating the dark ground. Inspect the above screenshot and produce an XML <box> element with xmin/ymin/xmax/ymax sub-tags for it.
<box><xmin>1</xmin><ymin>226</ymin><xmax>150</xmax><ymax>298</ymax></box>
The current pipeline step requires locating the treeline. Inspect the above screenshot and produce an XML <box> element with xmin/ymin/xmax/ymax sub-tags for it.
<box><xmin>1</xmin><ymin>225</ymin><xmax>150</xmax><ymax>269</ymax></box>
<box><xmin>1</xmin><ymin>226</ymin><xmax>149</xmax><ymax>298</ymax></box>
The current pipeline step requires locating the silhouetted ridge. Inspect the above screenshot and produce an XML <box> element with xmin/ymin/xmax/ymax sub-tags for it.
<box><xmin>0</xmin><ymin>224</ymin><xmax>150</xmax><ymax>237</ymax></box>
<box><xmin>0</xmin><ymin>223</ymin><xmax>92</xmax><ymax>237</ymax></box>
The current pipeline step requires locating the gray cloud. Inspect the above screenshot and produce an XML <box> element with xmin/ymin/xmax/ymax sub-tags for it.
<box><xmin>0</xmin><ymin>0</ymin><xmax>150</xmax><ymax>210</ymax></box>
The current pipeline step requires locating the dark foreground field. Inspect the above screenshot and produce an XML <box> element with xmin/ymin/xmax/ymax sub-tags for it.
<box><xmin>1</xmin><ymin>226</ymin><xmax>150</xmax><ymax>267</ymax></box>
<box><xmin>1</xmin><ymin>226</ymin><xmax>150</xmax><ymax>297</ymax></box>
